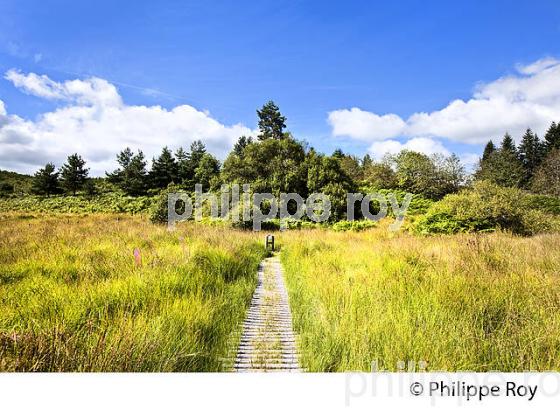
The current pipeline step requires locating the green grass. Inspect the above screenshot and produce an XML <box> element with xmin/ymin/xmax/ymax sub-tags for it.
<box><xmin>0</xmin><ymin>214</ymin><xmax>266</xmax><ymax>371</ymax></box>
<box><xmin>0</xmin><ymin>193</ymin><xmax>153</xmax><ymax>215</ymax></box>
<box><xmin>3</xmin><ymin>212</ymin><xmax>560</xmax><ymax>372</ymax></box>
<box><xmin>280</xmin><ymin>224</ymin><xmax>560</xmax><ymax>371</ymax></box>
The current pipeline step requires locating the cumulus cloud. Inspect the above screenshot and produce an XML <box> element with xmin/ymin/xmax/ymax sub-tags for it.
<box><xmin>516</xmin><ymin>57</ymin><xmax>558</xmax><ymax>75</ymax></box>
<box><xmin>328</xmin><ymin>108</ymin><xmax>405</xmax><ymax>141</ymax></box>
<box><xmin>329</xmin><ymin>57</ymin><xmax>560</xmax><ymax>146</ymax></box>
<box><xmin>0</xmin><ymin>70</ymin><xmax>254</xmax><ymax>175</ymax></box>
<box><xmin>368</xmin><ymin>137</ymin><xmax>450</xmax><ymax>159</ymax></box>
<box><xmin>5</xmin><ymin>69</ymin><xmax>122</xmax><ymax>106</ymax></box>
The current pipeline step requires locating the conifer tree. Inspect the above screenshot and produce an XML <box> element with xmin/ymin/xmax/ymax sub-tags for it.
<box><xmin>518</xmin><ymin>128</ymin><xmax>544</xmax><ymax>188</ymax></box>
<box><xmin>175</xmin><ymin>147</ymin><xmax>191</xmax><ymax>185</ymax></box>
<box><xmin>106</xmin><ymin>148</ymin><xmax>148</xmax><ymax>196</ymax></box>
<box><xmin>257</xmin><ymin>101</ymin><xmax>286</xmax><ymax>140</ymax></box>
<box><xmin>233</xmin><ymin>136</ymin><xmax>253</xmax><ymax>157</ymax></box>
<box><xmin>544</xmin><ymin>121</ymin><xmax>560</xmax><ymax>154</ymax></box>
<box><xmin>362</xmin><ymin>154</ymin><xmax>373</xmax><ymax>169</ymax></box>
<box><xmin>149</xmin><ymin>147</ymin><xmax>178</xmax><ymax>189</ymax></box>
<box><xmin>60</xmin><ymin>153</ymin><xmax>89</xmax><ymax>195</ymax></box>
<box><xmin>481</xmin><ymin>140</ymin><xmax>496</xmax><ymax>161</ymax></box>
<box><xmin>32</xmin><ymin>163</ymin><xmax>61</xmax><ymax>196</ymax></box>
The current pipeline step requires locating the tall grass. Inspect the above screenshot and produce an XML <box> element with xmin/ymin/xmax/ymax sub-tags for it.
<box><xmin>0</xmin><ymin>214</ymin><xmax>266</xmax><ymax>371</ymax></box>
<box><xmin>280</xmin><ymin>224</ymin><xmax>560</xmax><ymax>371</ymax></box>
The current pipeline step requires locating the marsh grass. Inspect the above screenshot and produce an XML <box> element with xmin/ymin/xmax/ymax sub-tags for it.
<box><xmin>4</xmin><ymin>213</ymin><xmax>560</xmax><ymax>373</ymax></box>
<box><xmin>0</xmin><ymin>214</ymin><xmax>266</xmax><ymax>371</ymax></box>
<box><xmin>280</xmin><ymin>222</ymin><xmax>560</xmax><ymax>371</ymax></box>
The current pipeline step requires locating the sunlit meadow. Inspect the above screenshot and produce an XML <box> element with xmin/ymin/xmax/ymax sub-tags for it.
<box><xmin>279</xmin><ymin>223</ymin><xmax>560</xmax><ymax>372</ymax></box>
<box><xmin>0</xmin><ymin>213</ymin><xmax>265</xmax><ymax>371</ymax></box>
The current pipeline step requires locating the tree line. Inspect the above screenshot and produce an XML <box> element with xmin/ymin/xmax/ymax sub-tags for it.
<box><xmin>475</xmin><ymin>123</ymin><xmax>560</xmax><ymax>196</ymax></box>
<box><xmin>30</xmin><ymin>100</ymin><xmax>560</xmax><ymax>209</ymax></box>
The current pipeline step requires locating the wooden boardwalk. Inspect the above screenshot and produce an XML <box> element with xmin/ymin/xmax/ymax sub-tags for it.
<box><xmin>232</xmin><ymin>256</ymin><xmax>301</xmax><ymax>372</ymax></box>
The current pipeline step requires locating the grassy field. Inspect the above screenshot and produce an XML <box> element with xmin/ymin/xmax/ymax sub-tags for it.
<box><xmin>280</xmin><ymin>224</ymin><xmax>560</xmax><ymax>371</ymax></box>
<box><xmin>0</xmin><ymin>214</ymin><xmax>266</xmax><ymax>371</ymax></box>
<box><xmin>2</xmin><ymin>213</ymin><xmax>560</xmax><ymax>372</ymax></box>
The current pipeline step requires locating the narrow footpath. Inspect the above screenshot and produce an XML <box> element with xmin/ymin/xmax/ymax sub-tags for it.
<box><xmin>233</xmin><ymin>256</ymin><xmax>301</xmax><ymax>372</ymax></box>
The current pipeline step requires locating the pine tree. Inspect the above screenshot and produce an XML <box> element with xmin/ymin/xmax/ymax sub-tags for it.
<box><xmin>481</xmin><ymin>140</ymin><xmax>496</xmax><ymax>161</ymax></box>
<box><xmin>518</xmin><ymin>129</ymin><xmax>544</xmax><ymax>188</ymax></box>
<box><xmin>107</xmin><ymin>148</ymin><xmax>148</xmax><ymax>196</ymax></box>
<box><xmin>32</xmin><ymin>163</ymin><xmax>61</xmax><ymax>196</ymax></box>
<box><xmin>60</xmin><ymin>154</ymin><xmax>89</xmax><ymax>195</ymax></box>
<box><xmin>233</xmin><ymin>136</ymin><xmax>253</xmax><ymax>157</ymax></box>
<box><xmin>332</xmin><ymin>149</ymin><xmax>344</xmax><ymax>159</ymax></box>
<box><xmin>494</xmin><ymin>133</ymin><xmax>523</xmax><ymax>188</ymax></box>
<box><xmin>475</xmin><ymin>134</ymin><xmax>523</xmax><ymax>188</ymax></box>
<box><xmin>544</xmin><ymin>121</ymin><xmax>560</xmax><ymax>154</ymax></box>
<box><xmin>149</xmin><ymin>147</ymin><xmax>178</xmax><ymax>189</ymax></box>
<box><xmin>501</xmin><ymin>133</ymin><xmax>517</xmax><ymax>155</ymax></box>
<box><xmin>175</xmin><ymin>147</ymin><xmax>191</xmax><ymax>185</ymax></box>
<box><xmin>362</xmin><ymin>154</ymin><xmax>373</xmax><ymax>169</ymax></box>
<box><xmin>257</xmin><ymin>101</ymin><xmax>286</xmax><ymax>140</ymax></box>
<box><xmin>193</xmin><ymin>153</ymin><xmax>220</xmax><ymax>190</ymax></box>
<box><xmin>189</xmin><ymin>140</ymin><xmax>207</xmax><ymax>166</ymax></box>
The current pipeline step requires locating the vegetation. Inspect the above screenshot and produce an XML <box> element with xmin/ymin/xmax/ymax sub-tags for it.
<box><xmin>415</xmin><ymin>181</ymin><xmax>560</xmax><ymax>235</ymax></box>
<box><xmin>0</xmin><ymin>214</ymin><xmax>266</xmax><ymax>371</ymax></box>
<box><xmin>6</xmin><ymin>101</ymin><xmax>559</xmax><ymax>236</ymax></box>
<box><xmin>5</xmin><ymin>101</ymin><xmax>475</xmax><ymax>224</ymax></box>
<box><xmin>0</xmin><ymin>193</ymin><xmax>153</xmax><ymax>215</ymax></box>
<box><xmin>105</xmin><ymin>148</ymin><xmax>149</xmax><ymax>196</ymax></box>
<box><xmin>60</xmin><ymin>153</ymin><xmax>90</xmax><ymax>195</ymax></box>
<box><xmin>0</xmin><ymin>170</ymin><xmax>33</xmax><ymax>196</ymax></box>
<box><xmin>280</xmin><ymin>227</ymin><xmax>560</xmax><ymax>371</ymax></box>
<box><xmin>532</xmin><ymin>148</ymin><xmax>560</xmax><ymax>197</ymax></box>
<box><xmin>31</xmin><ymin>163</ymin><xmax>61</xmax><ymax>196</ymax></box>
<box><xmin>2</xmin><ymin>101</ymin><xmax>560</xmax><ymax>374</ymax></box>
<box><xmin>476</xmin><ymin>124</ymin><xmax>560</xmax><ymax>194</ymax></box>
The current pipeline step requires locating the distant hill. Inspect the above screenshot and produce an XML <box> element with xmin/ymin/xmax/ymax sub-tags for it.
<box><xmin>0</xmin><ymin>169</ymin><xmax>33</xmax><ymax>195</ymax></box>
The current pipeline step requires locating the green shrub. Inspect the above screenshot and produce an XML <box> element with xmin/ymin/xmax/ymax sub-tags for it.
<box><xmin>149</xmin><ymin>185</ymin><xmax>202</xmax><ymax>224</ymax></box>
<box><xmin>331</xmin><ymin>220</ymin><xmax>377</xmax><ymax>232</ymax></box>
<box><xmin>521</xmin><ymin>194</ymin><xmax>560</xmax><ymax>215</ymax></box>
<box><xmin>359</xmin><ymin>188</ymin><xmax>434</xmax><ymax>216</ymax></box>
<box><xmin>415</xmin><ymin>181</ymin><xmax>560</xmax><ymax>235</ymax></box>
<box><xmin>0</xmin><ymin>193</ymin><xmax>153</xmax><ymax>215</ymax></box>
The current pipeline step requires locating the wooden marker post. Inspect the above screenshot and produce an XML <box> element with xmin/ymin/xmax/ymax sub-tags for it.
<box><xmin>265</xmin><ymin>235</ymin><xmax>275</xmax><ymax>251</ymax></box>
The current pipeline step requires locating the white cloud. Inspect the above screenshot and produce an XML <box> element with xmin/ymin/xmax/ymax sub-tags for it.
<box><xmin>0</xmin><ymin>70</ymin><xmax>254</xmax><ymax>175</ymax></box>
<box><xmin>329</xmin><ymin>57</ymin><xmax>560</xmax><ymax>146</ymax></box>
<box><xmin>516</xmin><ymin>57</ymin><xmax>558</xmax><ymax>75</ymax></box>
<box><xmin>368</xmin><ymin>137</ymin><xmax>450</xmax><ymax>159</ymax></box>
<box><xmin>328</xmin><ymin>108</ymin><xmax>405</xmax><ymax>141</ymax></box>
<box><xmin>4</xmin><ymin>69</ymin><xmax>122</xmax><ymax>106</ymax></box>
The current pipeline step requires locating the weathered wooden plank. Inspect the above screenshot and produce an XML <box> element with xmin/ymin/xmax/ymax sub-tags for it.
<box><xmin>231</xmin><ymin>256</ymin><xmax>302</xmax><ymax>372</ymax></box>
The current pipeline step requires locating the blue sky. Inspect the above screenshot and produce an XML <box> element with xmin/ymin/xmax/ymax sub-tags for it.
<box><xmin>1</xmin><ymin>0</ymin><xmax>560</xmax><ymax>174</ymax></box>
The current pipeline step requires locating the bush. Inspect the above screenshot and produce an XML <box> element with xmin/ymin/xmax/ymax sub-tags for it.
<box><xmin>415</xmin><ymin>181</ymin><xmax>560</xmax><ymax>235</ymax></box>
<box><xmin>149</xmin><ymin>186</ymin><xmax>190</xmax><ymax>224</ymax></box>
<box><xmin>0</xmin><ymin>193</ymin><xmax>153</xmax><ymax>215</ymax></box>
<box><xmin>331</xmin><ymin>220</ymin><xmax>377</xmax><ymax>232</ymax></box>
<box><xmin>359</xmin><ymin>188</ymin><xmax>434</xmax><ymax>216</ymax></box>
<box><xmin>521</xmin><ymin>194</ymin><xmax>560</xmax><ymax>215</ymax></box>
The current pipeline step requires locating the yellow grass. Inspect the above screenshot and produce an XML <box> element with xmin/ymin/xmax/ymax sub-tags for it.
<box><xmin>0</xmin><ymin>214</ymin><xmax>266</xmax><ymax>371</ymax></box>
<box><xmin>279</xmin><ymin>224</ymin><xmax>560</xmax><ymax>371</ymax></box>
